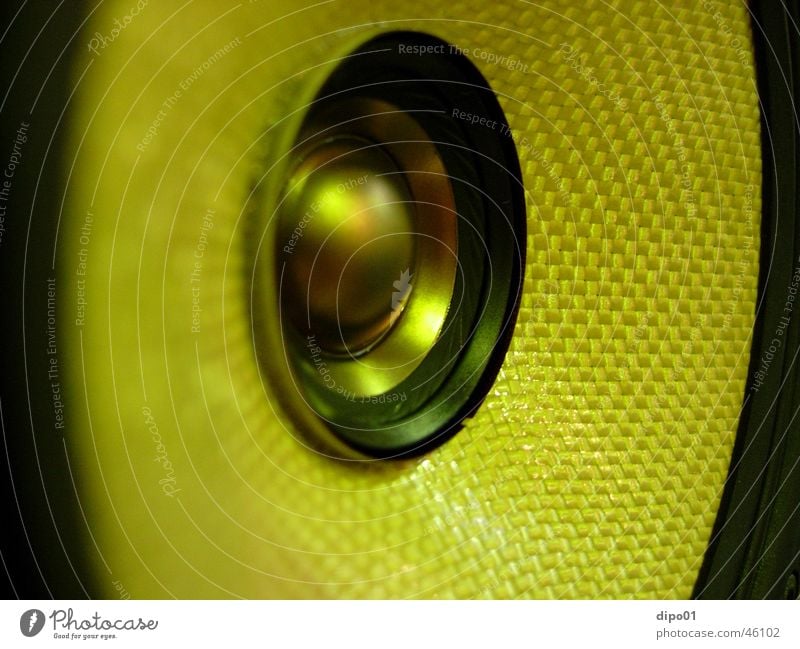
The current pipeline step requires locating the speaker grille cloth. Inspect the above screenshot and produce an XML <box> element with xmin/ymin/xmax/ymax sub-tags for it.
<box><xmin>64</xmin><ymin>0</ymin><xmax>761</xmax><ymax>597</ymax></box>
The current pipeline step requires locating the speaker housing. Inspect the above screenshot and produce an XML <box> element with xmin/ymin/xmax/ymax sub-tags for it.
<box><xmin>0</xmin><ymin>0</ymin><xmax>797</xmax><ymax>600</ymax></box>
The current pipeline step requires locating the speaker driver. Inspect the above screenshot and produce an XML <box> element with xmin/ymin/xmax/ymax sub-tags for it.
<box><xmin>256</xmin><ymin>33</ymin><xmax>525</xmax><ymax>458</ymax></box>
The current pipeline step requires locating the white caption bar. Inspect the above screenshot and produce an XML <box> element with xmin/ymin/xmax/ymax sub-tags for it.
<box><xmin>0</xmin><ymin>600</ymin><xmax>796</xmax><ymax>648</ymax></box>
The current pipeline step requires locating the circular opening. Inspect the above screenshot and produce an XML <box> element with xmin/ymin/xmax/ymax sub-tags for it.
<box><xmin>265</xmin><ymin>31</ymin><xmax>526</xmax><ymax>458</ymax></box>
<box><xmin>278</xmin><ymin>98</ymin><xmax>460</xmax><ymax>397</ymax></box>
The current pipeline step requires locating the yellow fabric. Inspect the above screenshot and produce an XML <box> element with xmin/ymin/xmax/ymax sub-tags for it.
<box><xmin>64</xmin><ymin>0</ymin><xmax>761</xmax><ymax>597</ymax></box>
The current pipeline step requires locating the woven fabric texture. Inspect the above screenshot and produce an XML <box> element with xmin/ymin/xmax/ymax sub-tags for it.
<box><xmin>64</xmin><ymin>0</ymin><xmax>760</xmax><ymax>597</ymax></box>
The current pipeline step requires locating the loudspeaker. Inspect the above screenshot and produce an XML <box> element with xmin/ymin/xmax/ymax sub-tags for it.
<box><xmin>1</xmin><ymin>0</ymin><xmax>798</xmax><ymax>599</ymax></box>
